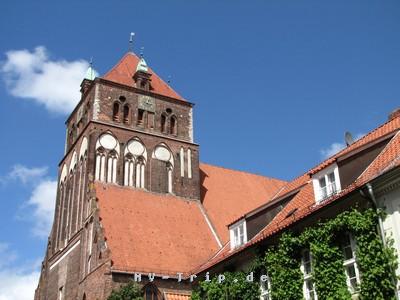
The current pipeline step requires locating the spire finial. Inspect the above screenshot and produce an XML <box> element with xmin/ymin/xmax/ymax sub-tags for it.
<box><xmin>129</xmin><ymin>32</ymin><xmax>135</xmax><ymax>52</ymax></box>
<box><xmin>140</xmin><ymin>46</ymin><xmax>144</xmax><ymax>58</ymax></box>
<box><xmin>89</xmin><ymin>56</ymin><xmax>93</xmax><ymax>66</ymax></box>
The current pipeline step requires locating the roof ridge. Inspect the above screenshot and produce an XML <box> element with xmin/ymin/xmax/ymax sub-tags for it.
<box><xmin>200</xmin><ymin>162</ymin><xmax>287</xmax><ymax>183</ymax></box>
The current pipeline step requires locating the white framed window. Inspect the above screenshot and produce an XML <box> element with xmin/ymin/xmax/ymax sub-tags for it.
<box><xmin>342</xmin><ymin>232</ymin><xmax>360</xmax><ymax>294</ymax></box>
<box><xmin>260</xmin><ymin>273</ymin><xmax>272</xmax><ymax>300</ymax></box>
<box><xmin>312</xmin><ymin>164</ymin><xmax>341</xmax><ymax>202</ymax></box>
<box><xmin>301</xmin><ymin>249</ymin><xmax>317</xmax><ymax>300</ymax></box>
<box><xmin>229</xmin><ymin>220</ymin><xmax>247</xmax><ymax>249</ymax></box>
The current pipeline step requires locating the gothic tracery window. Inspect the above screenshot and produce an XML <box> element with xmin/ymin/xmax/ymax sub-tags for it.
<box><xmin>95</xmin><ymin>133</ymin><xmax>120</xmax><ymax>184</ymax></box>
<box><xmin>124</xmin><ymin>138</ymin><xmax>147</xmax><ymax>189</ymax></box>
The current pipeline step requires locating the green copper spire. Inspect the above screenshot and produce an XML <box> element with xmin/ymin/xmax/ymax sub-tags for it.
<box><xmin>84</xmin><ymin>58</ymin><xmax>96</xmax><ymax>80</ymax></box>
<box><xmin>136</xmin><ymin>57</ymin><xmax>149</xmax><ymax>73</ymax></box>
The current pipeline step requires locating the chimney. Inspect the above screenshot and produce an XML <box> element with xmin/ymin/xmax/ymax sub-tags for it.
<box><xmin>388</xmin><ymin>108</ymin><xmax>400</xmax><ymax>121</ymax></box>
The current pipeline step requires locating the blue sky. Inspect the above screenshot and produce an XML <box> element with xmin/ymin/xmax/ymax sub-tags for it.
<box><xmin>0</xmin><ymin>1</ymin><xmax>399</xmax><ymax>298</ymax></box>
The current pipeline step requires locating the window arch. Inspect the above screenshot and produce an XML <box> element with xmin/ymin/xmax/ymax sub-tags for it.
<box><xmin>161</xmin><ymin>114</ymin><xmax>167</xmax><ymax>133</ymax></box>
<box><xmin>152</xmin><ymin>144</ymin><xmax>174</xmax><ymax>194</ymax></box>
<box><xmin>136</xmin><ymin>156</ymin><xmax>146</xmax><ymax>188</ymax></box>
<box><xmin>95</xmin><ymin>147</ymin><xmax>106</xmax><ymax>181</ymax></box>
<box><xmin>170</xmin><ymin>115</ymin><xmax>177</xmax><ymax>135</ymax></box>
<box><xmin>95</xmin><ymin>133</ymin><xmax>120</xmax><ymax>183</ymax></box>
<box><xmin>144</xmin><ymin>284</ymin><xmax>160</xmax><ymax>300</ymax></box>
<box><xmin>124</xmin><ymin>154</ymin><xmax>135</xmax><ymax>187</ymax></box>
<box><xmin>107</xmin><ymin>150</ymin><xmax>118</xmax><ymax>183</ymax></box>
<box><xmin>123</xmin><ymin>104</ymin><xmax>130</xmax><ymax>124</ymax></box>
<box><xmin>112</xmin><ymin>102</ymin><xmax>120</xmax><ymax>122</ymax></box>
<box><xmin>124</xmin><ymin>138</ymin><xmax>147</xmax><ymax>188</ymax></box>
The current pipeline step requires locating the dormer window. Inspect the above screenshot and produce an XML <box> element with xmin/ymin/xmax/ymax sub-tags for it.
<box><xmin>312</xmin><ymin>163</ymin><xmax>341</xmax><ymax>203</ymax></box>
<box><xmin>229</xmin><ymin>220</ymin><xmax>247</xmax><ymax>250</ymax></box>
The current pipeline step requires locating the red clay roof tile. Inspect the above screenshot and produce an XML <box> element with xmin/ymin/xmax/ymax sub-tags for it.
<box><xmin>96</xmin><ymin>184</ymin><xmax>219</xmax><ymax>275</ymax></box>
<box><xmin>199</xmin><ymin>163</ymin><xmax>287</xmax><ymax>244</ymax></box>
<box><xmin>102</xmin><ymin>52</ymin><xmax>184</xmax><ymax>101</ymax></box>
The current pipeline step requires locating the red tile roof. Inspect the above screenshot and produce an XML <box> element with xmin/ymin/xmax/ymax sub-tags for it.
<box><xmin>102</xmin><ymin>52</ymin><xmax>184</xmax><ymax>101</ymax></box>
<box><xmin>194</xmin><ymin>115</ymin><xmax>400</xmax><ymax>274</ymax></box>
<box><xmin>96</xmin><ymin>184</ymin><xmax>219</xmax><ymax>276</ymax></box>
<box><xmin>199</xmin><ymin>163</ymin><xmax>287</xmax><ymax>244</ymax></box>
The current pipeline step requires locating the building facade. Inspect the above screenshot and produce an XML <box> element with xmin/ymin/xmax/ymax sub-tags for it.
<box><xmin>35</xmin><ymin>50</ymin><xmax>400</xmax><ymax>300</ymax></box>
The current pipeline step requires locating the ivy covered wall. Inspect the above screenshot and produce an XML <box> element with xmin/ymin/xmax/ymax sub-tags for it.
<box><xmin>192</xmin><ymin>209</ymin><xmax>398</xmax><ymax>300</ymax></box>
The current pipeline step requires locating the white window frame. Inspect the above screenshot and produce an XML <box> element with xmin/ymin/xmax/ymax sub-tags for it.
<box><xmin>301</xmin><ymin>249</ymin><xmax>318</xmax><ymax>300</ymax></box>
<box><xmin>342</xmin><ymin>232</ymin><xmax>361</xmax><ymax>294</ymax></box>
<box><xmin>260</xmin><ymin>273</ymin><xmax>272</xmax><ymax>300</ymax></box>
<box><xmin>312</xmin><ymin>163</ymin><xmax>341</xmax><ymax>203</ymax></box>
<box><xmin>229</xmin><ymin>219</ymin><xmax>247</xmax><ymax>250</ymax></box>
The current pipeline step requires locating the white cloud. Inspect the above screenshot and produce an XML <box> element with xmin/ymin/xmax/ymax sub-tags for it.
<box><xmin>1</xmin><ymin>165</ymin><xmax>56</xmax><ymax>238</ymax></box>
<box><xmin>0</xmin><ymin>243</ymin><xmax>40</xmax><ymax>300</ymax></box>
<box><xmin>320</xmin><ymin>133</ymin><xmax>365</xmax><ymax>159</ymax></box>
<box><xmin>27</xmin><ymin>179</ymin><xmax>57</xmax><ymax>238</ymax></box>
<box><xmin>1</xmin><ymin>46</ymin><xmax>97</xmax><ymax>114</ymax></box>
<box><xmin>8</xmin><ymin>165</ymin><xmax>48</xmax><ymax>184</ymax></box>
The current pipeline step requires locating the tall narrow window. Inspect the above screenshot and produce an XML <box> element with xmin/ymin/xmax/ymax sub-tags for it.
<box><xmin>136</xmin><ymin>157</ymin><xmax>146</xmax><ymax>188</ymax></box>
<box><xmin>58</xmin><ymin>286</ymin><xmax>64</xmax><ymax>300</ymax></box>
<box><xmin>124</xmin><ymin>155</ymin><xmax>135</xmax><ymax>187</ymax></box>
<box><xmin>161</xmin><ymin>114</ymin><xmax>166</xmax><ymax>133</ymax></box>
<box><xmin>180</xmin><ymin>147</ymin><xmax>185</xmax><ymax>177</ymax></box>
<box><xmin>112</xmin><ymin>102</ymin><xmax>120</xmax><ymax>122</ymax></box>
<box><xmin>187</xmin><ymin>149</ymin><xmax>192</xmax><ymax>179</ymax></box>
<box><xmin>170</xmin><ymin>116</ymin><xmax>177</xmax><ymax>135</ymax></box>
<box><xmin>144</xmin><ymin>285</ymin><xmax>159</xmax><ymax>300</ymax></box>
<box><xmin>123</xmin><ymin>105</ymin><xmax>130</xmax><ymax>124</ymax></box>
<box><xmin>342</xmin><ymin>233</ymin><xmax>360</xmax><ymax>294</ymax></box>
<box><xmin>107</xmin><ymin>151</ymin><xmax>118</xmax><ymax>184</ymax></box>
<box><xmin>95</xmin><ymin>148</ymin><xmax>106</xmax><ymax>181</ymax></box>
<box><xmin>167</xmin><ymin>163</ymin><xmax>173</xmax><ymax>193</ymax></box>
<box><xmin>148</xmin><ymin>112</ymin><xmax>155</xmax><ymax>129</ymax></box>
<box><xmin>302</xmin><ymin>250</ymin><xmax>317</xmax><ymax>300</ymax></box>
<box><xmin>137</xmin><ymin>109</ymin><xmax>145</xmax><ymax>126</ymax></box>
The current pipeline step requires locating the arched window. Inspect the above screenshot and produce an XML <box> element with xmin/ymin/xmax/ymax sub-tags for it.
<box><xmin>161</xmin><ymin>114</ymin><xmax>167</xmax><ymax>133</ymax></box>
<box><xmin>170</xmin><ymin>116</ymin><xmax>177</xmax><ymax>135</ymax></box>
<box><xmin>107</xmin><ymin>150</ymin><xmax>118</xmax><ymax>184</ymax></box>
<box><xmin>95</xmin><ymin>133</ymin><xmax>120</xmax><ymax>183</ymax></box>
<box><xmin>123</xmin><ymin>105</ymin><xmax>130</xmax><ymax>124</ymax></box>
<box><xmin>167</xmin><ymin>163</ymin><xmax>173</xmax><ymax>194</ymax></box>
<box><xmin>124</xmin><ymin>138</ymin><xmax>147</xmax><ymax>188</ymax></box>
<box><xmin>136</xmin><ymin>156</ymin><xmax>146</xmax><ymax>188</ymax></box>
<box><xmin>124</xmin><ymin>154</ymin><xmax>135</xmax><ymax>187</ymax></box>
<box><xmin>153</xmin><ymin>144</ymin><xmax>174</xmax><ymax>194</ymax></box>
<box><xmin>144</xmin><ymin>284</ymin><xmax>160</xmax><ymax>300</ymax></box>
<box><xmin>112</xmin><ymin>102</ymin><xmax>120</xmax><ymax>122</ymax></box>
<box><xmin>95</xmin><ymin>147</ymin><xmax>106</xmax><ymax>181</ymax></box>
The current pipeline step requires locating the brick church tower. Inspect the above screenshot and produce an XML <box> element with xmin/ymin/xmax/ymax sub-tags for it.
<box><xmin>35</xmin><ymin>50</ymin><xmax>286</xmax><ymax>300</ymax></box>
